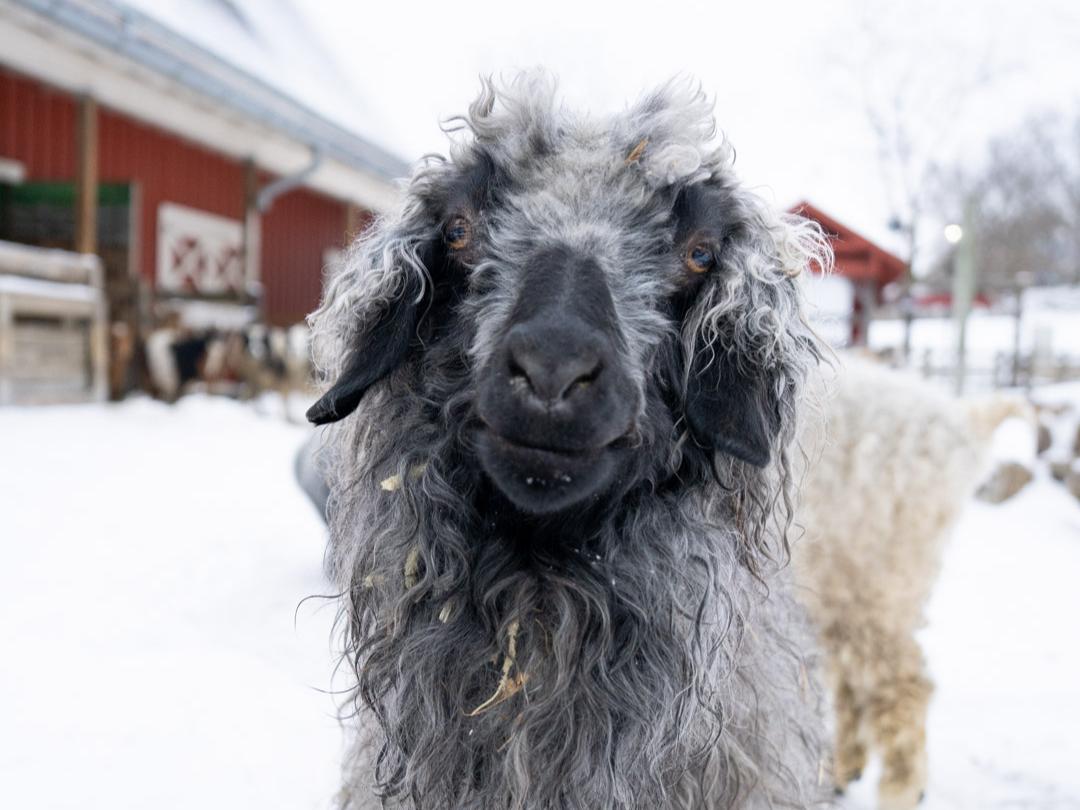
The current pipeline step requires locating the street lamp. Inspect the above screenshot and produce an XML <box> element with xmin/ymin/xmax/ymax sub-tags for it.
<box><xmin>944</xmin><ymin>224</ymin><xmax>963</xmax><ymax>244</ymax></box>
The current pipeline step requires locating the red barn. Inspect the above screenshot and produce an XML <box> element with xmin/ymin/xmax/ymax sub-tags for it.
<box><xmin>0</xmin><ymin>0</ymin><xmax>405</xmax><ymax>393</ymax></box>
<box><xmin>790</xmin><ymin>201</ymin><xmax>906</xmax><ymax>346</ymax></box>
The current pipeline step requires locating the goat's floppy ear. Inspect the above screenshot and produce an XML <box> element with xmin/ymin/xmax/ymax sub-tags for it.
<box><xmin>684</xmin><ymin>349</ymin><xmax>778</xmax><ymax>468</ymax></box>
<box><xmin>306</xmin><ymin>271</ymin><xmax>423</xmax><ymax>426</ymax></box>
<box><xmin>676</xmin><ymin>186</ymin><xmax>830</xmax><ymax>468</ymax></box>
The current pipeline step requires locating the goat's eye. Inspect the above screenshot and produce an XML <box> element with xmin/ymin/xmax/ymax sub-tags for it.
<box><xmin>445</xmin><ymin>217</ymin><xmax>471</xmax><ymax>250</ymax></box>
<box><xmin>686</xmin><ymin>243</ymin><xmax>715</xmax><ymax>273</ymax></box>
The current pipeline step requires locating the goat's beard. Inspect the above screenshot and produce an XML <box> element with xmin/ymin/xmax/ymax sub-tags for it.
<box><xmin>324</xmin><ymin>394</ymin><xmax>824</xmax><ymax>810</ymax></box>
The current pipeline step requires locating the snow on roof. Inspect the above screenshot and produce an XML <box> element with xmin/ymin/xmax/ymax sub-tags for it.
<box><xmin>0</xmin><ymin>239</ymin><xmax>103</xmax><ymax>285</ymax></box>
<box><xmin>3</xmin><ymin>0</ymin><xmax>405</xmax><ymax>207</ymax></box>
<box><xmin>114</xmin><ymin>0</ymin><xmax>405</xmax><ymax>172</ymax></box>
<box><xmin>791</xmin><ymin>200</ymin><xmax>907</xmax><ymax>284</ymax></box>
<box><xmin>0</xmin><ymin>273</ymin><xmax>101</xmax><ymax>303</ymax></box>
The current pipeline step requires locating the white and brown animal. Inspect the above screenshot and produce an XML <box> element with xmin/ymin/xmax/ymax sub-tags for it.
<box><xmin>794</xmin><ymin>357</ymin><xmax>1028</xmax><ymax>809</ymax></box>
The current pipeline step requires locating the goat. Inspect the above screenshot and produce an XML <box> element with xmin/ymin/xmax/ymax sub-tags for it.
<box><xmin>306</xmin><ymin>74</ymin><xmax>832</xmax><ymax>810</ymax></box>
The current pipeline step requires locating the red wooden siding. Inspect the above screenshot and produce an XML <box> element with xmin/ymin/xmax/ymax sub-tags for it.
<box><xmin>1</xmin><ymin>68</ymin><xmax>77</xmax><ymax>179</ymax></box>
<box><xmin>262</xmin><ymin>186</ymin><xmax>348</xmax><ymax>325</ymax></box>
<box><xmin>790</xmin><ymin>200</ymin><xmax>906</xmax><ymax>285</ymax></box>
<box><xmin>97</xmin><ymin>105</ymin><xmax>247</xmax><ymax>286</ymax></box>
<box><xmin>1</xmin><ymin>66</ymin><xmax>354</xmax><ymax>324</ymax></box>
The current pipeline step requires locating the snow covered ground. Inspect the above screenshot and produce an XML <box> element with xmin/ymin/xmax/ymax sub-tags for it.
<box><xmin>1</xmin><ymin>394</ymin><xmax>1078</xmax><ymax>809</ymax></box>
<box><xmin>842</xmin><ymin>483</ymin><xmax>1080</xmax><ymax>809</ymax></box>
<box><xmin>0</xmin><ymin>396</ymin><xmax>341</xmax><ymax>809</ymax></box>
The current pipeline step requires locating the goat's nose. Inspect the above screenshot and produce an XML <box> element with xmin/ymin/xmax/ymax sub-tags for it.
<box><xmin>506</xmin><ymin>323</ymin><xmax>602</xmax><ymax>404</ymax></box>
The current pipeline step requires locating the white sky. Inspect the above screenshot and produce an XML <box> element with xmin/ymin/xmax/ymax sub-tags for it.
<box><xmin>299</xmin><ymin>0</ymin><xmax>1080</xmax><ymax>260</ymax></box>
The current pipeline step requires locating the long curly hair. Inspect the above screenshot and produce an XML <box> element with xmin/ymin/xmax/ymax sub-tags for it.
<box><xmin>310</xmin><ymin>73</ymin><xmax>832</xmax><ymax>810</ymax></box>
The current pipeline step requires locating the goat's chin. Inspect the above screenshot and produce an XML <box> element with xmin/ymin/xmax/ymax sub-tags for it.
<box><xmin>474</xmin><ymin>428</ymin><xmax>618</xmax><ymax>514</ymax></box>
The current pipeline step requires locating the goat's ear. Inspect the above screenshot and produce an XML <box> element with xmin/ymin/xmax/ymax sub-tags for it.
<box><xmin>684</xmin><ymin>350</ymin><xmax>779</xmax><ymax>468</ymax></box>
<box><xmin>675</xmin><ymin>188</ymin><xmax>830</xmax><ymax>468</ymax></box>
<box><xmin>306</xmin><ymin>273</ymin><xmax>423</xmax><ymax>426</ymax></box>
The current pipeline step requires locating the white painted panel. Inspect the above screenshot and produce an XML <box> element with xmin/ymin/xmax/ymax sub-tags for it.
<box><xmin>156</xmin><ymin>203</ymin><xmax>244</xmax><ymax>296</ymax></box>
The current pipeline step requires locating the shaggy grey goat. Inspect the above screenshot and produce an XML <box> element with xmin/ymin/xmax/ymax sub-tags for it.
<box><xmin>307</xmin><ymin>74</ymin><xmax>832</xmax><ymax>810</ymax></box>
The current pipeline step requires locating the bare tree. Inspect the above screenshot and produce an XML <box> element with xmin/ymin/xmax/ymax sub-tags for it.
<box><xmin>1059</xmin><ymin>116</ymin><xmax>1080</xmax><ymax>285</ymax></box>
<box><xmin>932</xmin><ymin>113</ymin><xmax>1076</xmax><ymax>292</ymax></box>
<box><xmin>827</xmin><ymin>1</ymin><xmax>1008</xmax><ymax>358</ymax></box>
<box><xmin>929</xmin><ymin>110</ymin><xmax>1080</xmax><ymax>384</ymax></box>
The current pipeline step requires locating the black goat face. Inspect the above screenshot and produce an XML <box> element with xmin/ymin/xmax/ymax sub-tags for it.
<box><xmin>308</xmin><ymin>77</ymin><xmax>833</xmax><ymax>810</ymax></box>
<box><xmin>474</xmin><ymin>246</ymin><xmax>639</xmax><ymax>513</ymax></box>
<box><xmin>308</xmin><ymin>80</ymin><xmax>827</xmax><ymax>517</ymax></box>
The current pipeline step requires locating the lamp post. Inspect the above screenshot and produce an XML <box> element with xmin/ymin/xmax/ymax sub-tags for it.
<box><xmin>1011</xmin><ymin>270</ymin><xmax>1034</xmax><ymax>387</ymax></box>
<box><xmin>889</xmin><ymin>216</ymin><xmax>916</xmax><ymax>363</ymax></box>
<box><xmin>949</xmin><ymin>206</ymin><xmax>977</xmax><ymax>395</ymax></box>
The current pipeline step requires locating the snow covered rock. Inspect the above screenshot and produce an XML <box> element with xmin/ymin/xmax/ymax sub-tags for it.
<box><xmin>1050</xmin><ymin>459</ymin><xmax>1073</xmax><ymax>482</ymax></box>
<box><xmin>976</xmin><ymin>460</ymin><xmax>1035</xmax><ymax>504</ymax></box>
<box><xmin>1066</xmin><ymin>465</ymin><xmax>1080</xmax><ymax>503</ymax></box>
<box><xmin>1036</xmin><ymin>421</ymin><xmax>1053</xmax><ymax>455</ymax></box>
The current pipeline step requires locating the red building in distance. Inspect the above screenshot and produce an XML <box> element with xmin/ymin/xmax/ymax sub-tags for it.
<box><xmin>791</xmin><ymin>200</ymin><xmax>907</xmax><ymax>345</ymax></box>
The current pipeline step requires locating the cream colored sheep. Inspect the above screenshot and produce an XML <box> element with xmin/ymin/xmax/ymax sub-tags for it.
<box><xmin>795</xmin><ymin>357</ymin><xmax>1028</xmax><ymax>810</ymax></box>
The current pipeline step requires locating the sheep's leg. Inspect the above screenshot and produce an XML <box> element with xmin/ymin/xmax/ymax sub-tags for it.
<box><xmin>817</xmin><ymin>621</ymin><xmax>870</xmax><ymax>794</ymax></box>
<box><xmin>867</xmin><ymin>646</ymin><xmax>932</xmax><ymax>810</ymax></box>
<box><xmin>832</xmin><ymin>678</ymin><xmax>868</xmax><ymax>793</ymax></box>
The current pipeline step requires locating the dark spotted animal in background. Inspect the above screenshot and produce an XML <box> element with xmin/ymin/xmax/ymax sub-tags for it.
<box><xmin>144</xmin><ymin>323</ymin><xmax>312</xmax><ymax>419</ymax></box>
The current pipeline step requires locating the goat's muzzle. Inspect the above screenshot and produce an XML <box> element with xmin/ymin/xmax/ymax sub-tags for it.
<box><xmin>475</xmin><ymin>249</ymin><xmax>638</xmax><ymax>514</ymax></box>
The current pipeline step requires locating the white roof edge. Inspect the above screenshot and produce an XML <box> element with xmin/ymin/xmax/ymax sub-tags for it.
<box><xmin>0</xmin><ymin>4</ymin><xmax>402</xmax><ymax>213</ymax></box>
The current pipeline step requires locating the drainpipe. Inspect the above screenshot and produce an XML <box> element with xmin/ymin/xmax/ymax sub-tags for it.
<box><xmin>245</xmin><ymin>149</ymin><xmax>322</xmax><ymax>321</ymax></box>
<box><xmin>75</xmin><ymin>94</ymin><xmax>99</xmax><ymax>255</ymax></box>
<box><xmin>256</xmin><ymin>149</ymin><xmax>323</xmax><ymax>213</ymax></box>
<box><xmin>243</xmin><ymin>159</ymin><xmax>261</xmax><ymax>312</ymax></box>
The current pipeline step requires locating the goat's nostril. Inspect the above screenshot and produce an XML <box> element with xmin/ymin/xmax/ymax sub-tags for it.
<box><xmin>573</xmin><ymin>363</ymin><xmax>602</xmax><ymax>389</ymax></box>
<box><xmin>504</xmin><ymin>321</ymin><xmax>608</xmax><ymax>404</ymax></box>
<box><xmin>563</xmin><ymin>361</ymin><xmax>602</xmax><ymax>398</ymax></box>
<box><xmin>506</xmin><ymin>343</ymin><xmax>602</xmax><ymax>404</ymax></box>
<box><xmin>507</xmin><ymin>355</ymin><xmax>534</xmax><ymax>392</ymax></box>
<box><xmin>508</xmin><ymin>359</ymin><xmax>528</xmax><ymax>383</ymax></box>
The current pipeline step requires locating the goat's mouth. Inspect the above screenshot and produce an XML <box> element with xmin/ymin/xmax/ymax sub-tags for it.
<box><xmin>474</xmin><ymin>427</ymin><xmax>623</xmax><ymax>515</ymax></box>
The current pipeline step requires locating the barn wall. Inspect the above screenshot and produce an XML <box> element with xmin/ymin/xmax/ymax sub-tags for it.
<box><xmin>97</xmin><ymin>105</ymin><xmax>246</xmax><ymax>283</ymax></box>
<box><xmin>1</xmin><ymin>66</ymin><xmax>355</xmax><ymax>325</ymax></box>
<box><xmin>0</xmin><ymin>68</ymin><xmax>77</xmax><ymax>179</ymax></box>
<box><xmin>261</xmin><ymin>187</ymin><xmax>348</xmax><ymax>326</ymax></box>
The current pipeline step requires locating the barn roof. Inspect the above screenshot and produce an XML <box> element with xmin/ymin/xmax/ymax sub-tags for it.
<box><xmin>116</xmin><ymin>0</ymin><xmax>404</xmax><ymax>171</ymax></box>
<box><xmin>791</xmin><ymin>200</ymin><xmax>906</xmax><ymax>285</ymax></box>
<box><xmin>0</xmin><ymin>0</ymin><xmax>408</xmax><ymax>210</ymax></box>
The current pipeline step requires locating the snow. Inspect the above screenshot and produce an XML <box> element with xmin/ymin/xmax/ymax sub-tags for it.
<box><xmin>0</xmin><ymin>274</ymin><xmax>100</xmax><ymax>303</ymax></box>
<box><xmin>0</xmin><ymin>396</ymin><xmax>340</xmax><ymax>810</ymax></box>
<box><xmin>1034</xmin><ymin>382</ymin><xmax>1080</xmax><ymax>471</ymax></box>
<box><xmin>989</xmin><ymin>417</ymin><xmax>1038</xmax><ymax>466</ymax></box>
<box><xmin>841</xmin><ymin>478</ymin><xmax>1080</xmax><ymax>810</ymax></box>
<box><xmin>168</xmin><ymin>299</ymin><xmax>259</xmax><ymax>330</ymax></box>
<box><xmin>802</xmin><ymin>273</ymin><xmax>856</xmax><ymax>348</ymax></box>
<box><xmin>1</xmin><ymin>392</ymin><xmax>1079</xmax><ymax>808</ymax></box>
<box><xmin>118</xmin><ymin>0</ymin><xmax>400</xmax><ymax>157</ymax></box>
<box><xmin>868</xmin><ymin>309</ymin><xmax>1080</xmax><ymax>371</ymax></box>
<box><xmin>0</xmin><ymin>239</ymin><xmax>102</xmax><ymax>284</ymax></box>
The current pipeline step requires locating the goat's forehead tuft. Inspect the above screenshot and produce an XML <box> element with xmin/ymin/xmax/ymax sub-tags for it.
<box><xmin>447</xmin><ymin>73</ymin><xmax>735</xmax><ymax>193</ymax></box>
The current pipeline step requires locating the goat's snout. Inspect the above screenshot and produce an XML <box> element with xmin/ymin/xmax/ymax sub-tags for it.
<box><xmin>505</xmin><ymin>321</ymin><xmax>604</xmax><ymax>409</ymax></box>
<box><xmin>474</xmin><ymin>247</ymin><xmax>639</xmax><ymax>513</ymax></box>
<box><xmin>481</xmin><ymin>312</ymin><xmax>630</xmax><ymax>455</ymax></box>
